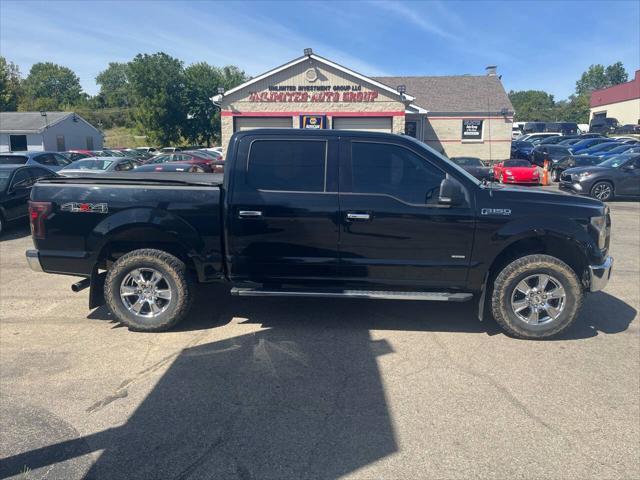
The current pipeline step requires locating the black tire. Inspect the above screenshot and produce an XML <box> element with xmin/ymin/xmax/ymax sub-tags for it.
<box><xmin>491</xmin><ymin>254</ymin><xmax>583</xmax><ymax>339</ymax></box>
<box><xmin>104</xmin><ymin>248</ymin><xmax>192</xmax><ymax>332</ymax></box>
<box><xmin>590</xmin><ymin>181</ymin><xmax>614</xmax><ymax>201</ymax></box>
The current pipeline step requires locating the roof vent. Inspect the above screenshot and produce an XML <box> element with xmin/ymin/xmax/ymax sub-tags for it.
<box><xmin>486</xmin><ymin>65</ymin><xmax>497</xmax><ymax>76</ymax></box>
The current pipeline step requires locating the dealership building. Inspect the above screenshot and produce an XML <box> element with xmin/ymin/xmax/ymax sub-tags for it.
<box><xmin>590</xmin><ymin>69</ymin><xmax>640</xmax><ymax>125</ymax></box>
<box><xmin>213</xmin><ymin>50</ymin><xmax>514</xmax><ymax>160</ymax></box>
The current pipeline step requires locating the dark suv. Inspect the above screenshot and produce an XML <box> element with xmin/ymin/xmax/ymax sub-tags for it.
<box><xmin>545</xmin><ymin>122</ymin><xmax>578</xmax><ymax>136</ymax></box>
<box><xmin>560</xmin><ymin>153</ymin><xmax>640</xmax><ymax>200</ymax></box>
<box><xmin>589</xmin><ymin>117</ymin><xmax>619</xmax><ymax>134</ymax></box>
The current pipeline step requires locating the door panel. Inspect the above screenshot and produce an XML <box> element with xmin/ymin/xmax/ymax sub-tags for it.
<box><xmin>617</xmin><ymin>159</ymin><xmax>640</xmax><ymax>195</ymax></box>
<box><xmin>338</xmin><ymin>139</ymin><xmax>475</xmax><ymax>289</ymax></box>
<box><xmin>227</xmin><ymin>135</ymin><xmax>340</xmax><ymax>284</ymax></box>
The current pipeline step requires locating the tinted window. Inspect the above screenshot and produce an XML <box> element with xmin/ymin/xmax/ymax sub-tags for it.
<box><xmin>10</xmin><ymin>169</ymin><xmax>32</xmax><ymax>188</ymax></box>
<box><xmin>0</xmin><ymin>155</ymin><xmax>28</xmax><ymax>165</ymax></box>
<box><xmin>247</xmin><ymin>140</ymin><xmax>326</xmax><ymax>192</ymax></box>
<box><xmin>53</xmin><ymin>153</ymin><xmax>71</xmax><ymax>166</ymax></box>
<box><xmin>34</xmin><ymin>153</ymin><xmax>57</xmax><ymax>166</ymax></box>
<box><xmin>115</xmin><ymin>161</ymin><xmax>133</xmax><ymax>171</ymax></box>
<box><xmin>28</xmin><ymin>167</ymin><xmax>55</xmax><ymax>180</ymax></box>
<box><xmin>504</xmin><ymin>160</ymin><xmax>531</xmax><ymax>167</ymax></box>
<box><xmin>350</xmin><ymin>142</ymin><xmax>444</xmax><ymax>205</ymax></box>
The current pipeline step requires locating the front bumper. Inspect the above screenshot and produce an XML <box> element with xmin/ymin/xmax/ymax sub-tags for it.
<box><xmin>26</xmin><ymin>249</ymin><xmax>43</xmax><ymax>272</ymax></box>
<box><xmin>588</xmin><ymin>256</ymin><xmax>613</xmax><ymax>292</ymax></box>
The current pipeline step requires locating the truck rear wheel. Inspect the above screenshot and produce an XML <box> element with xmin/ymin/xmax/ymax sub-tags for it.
<box><xmin>104</xmin><ymin>249</ymin><xmax>192</xmax><ymax>332</ymax></box>
<box><xmin>491</xmin><ymin>254</ymin><xmax>582</xmax><ymax>339</ymax></box>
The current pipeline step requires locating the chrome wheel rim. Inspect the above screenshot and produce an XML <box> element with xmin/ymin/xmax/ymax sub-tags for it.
<box><xmin>593</xmin><ymin>183</ymin><xmax>612</xmax><ymax>200</ymax></box>
<box><xmin>120</xmin><ymin>268</ymin><xmax>172</xmax><ymax>318</ymax></box>
<box><xmin>510</xmin><ymin>274</ymin><xmax>566</xmax><ymax>325</ymax></box>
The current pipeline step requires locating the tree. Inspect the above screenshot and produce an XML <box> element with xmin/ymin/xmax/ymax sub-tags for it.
<box><xmin>127</xmin><ymin>52</ymin><xmax>186</xmax><ymax>145</ymax></box>
<box><xmin>0</xmin><ymin>56</ymin><xmax>22</xmax><ymax>111</ymax></box>
<box><xmin>96</xmin><ymin>62</ymin><xmax>131</xmax><ymax>108</ymax></box>
<box><xmin>576</xmin><ymin>62</ymin><xmax>629</xmax><ymax>96</ymax></box>
<box><xmin>183</xmin><ymin>63</ymin><xmax>248</xmax><ymax>146</ymax></box>
<box><xmin>554</xmin><ymin>94</ymin><xmax>590</xmax><ymax>124</ymax></box>
<box><xmin>19</xmin><ymin>62</ymin><xmax>83</xmax><ymax>110</ymax></box>
<box><xmin>605</xmin><ymin>61</ymin><xmax>628</xmax><ymax>86</ymax></box>
<box><xmin>508</xmin><ymin>90</ymin><xmax>556</xmax><ymax>121</ymax></box>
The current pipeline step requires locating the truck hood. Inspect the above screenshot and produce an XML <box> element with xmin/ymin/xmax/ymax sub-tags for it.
<box><xmin>484</xmin><ymin>183</ymin><xmax>604</xmax><ymax>209</ymax></box>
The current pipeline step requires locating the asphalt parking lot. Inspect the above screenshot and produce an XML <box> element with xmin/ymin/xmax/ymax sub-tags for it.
<box><xmin>0</xmin><ymin>194</ymin><xmax>638</xmax><ymax>479</ymax></box>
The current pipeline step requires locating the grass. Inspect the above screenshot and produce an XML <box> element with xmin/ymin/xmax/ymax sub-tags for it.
<box><xmin>102</xmin><ymin>127</ymin><xmax>151</xmax><ymax>148</ymax></box>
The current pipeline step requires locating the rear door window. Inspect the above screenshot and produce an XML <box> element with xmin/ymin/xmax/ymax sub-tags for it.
<box><xmin>247</xmin><ymin>140</ymin><xmax>326</xmax><ymax>192</ymax></box>
<box><xmin>0</xmin><ymin>155</ymin><xmax>28</xmax><ymax>165</ymax></box>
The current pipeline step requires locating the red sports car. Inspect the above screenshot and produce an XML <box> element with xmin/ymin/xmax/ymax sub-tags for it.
<box><xmin>493</xmin><ymin>159</ymin><xmax>540</xmax><ymax>185</ymax></box>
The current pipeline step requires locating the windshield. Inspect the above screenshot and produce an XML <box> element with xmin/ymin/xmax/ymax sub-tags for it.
<box><xmin>0</xmin><ymin>170</ymin><xmax>11</xmax><ymax>191</ymax></box>
<box><xmin>450</xmin><ymin>157</ymin><xmax>482</xmax><ymax>166</ymax></box>
<box><xmin>598</xmin><ymin>155</ymin><xmax>635</xmax><ymax>168</ymax></box>
<box><xmin>64</xmin><ymin>159</ymin><xmax>114</xmax><ymax>170</ymax></box>
<box><xmin>504</xmin><ymin>160</ymin><xmax>531</xmax><ymax>167</ymax></box>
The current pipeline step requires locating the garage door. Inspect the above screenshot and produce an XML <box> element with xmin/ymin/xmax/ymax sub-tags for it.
<box><xmin>234</xmin><ymin>116</ymin><xmax>293</xmax><ymax>132</ymax></box>
<box><xmin>332</xmin><ymin>117</ymin><xmax>393</xmax><ymax>132</ymax></box>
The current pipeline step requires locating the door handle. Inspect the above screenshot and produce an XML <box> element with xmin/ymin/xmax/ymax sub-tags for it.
<box><xmin>238</xmin><ymin>210</ymin><xmax>263</xmax><ymax>218</ymax></box>
<box><xmin>346</xmin><ymin>212</ymin><xmax>371</xmax><ymax>221</ymax></box>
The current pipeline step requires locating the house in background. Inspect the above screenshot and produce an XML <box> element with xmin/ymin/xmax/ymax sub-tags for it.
<box><xmin>0</xmin><ymin>112</ymin><xmax>103</xmax><ymax>152</ymax></box>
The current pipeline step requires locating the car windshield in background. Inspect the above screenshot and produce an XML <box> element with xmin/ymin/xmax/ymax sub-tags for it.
<box><xmin>451</xmin><ymin>157</ymin><xmax>482</xmax><ymax>166</ymax></box>
<box><xmin>0</xmin><ymin>155</ymin><xmax>28</xmax><ymax>165</ymax></box>
<box><xmin>0</xmin><ymin>170</ymin><xmax>11</xmax><ymax>191</ymax></box>
<box><xmin>598</xmin><ymin>155</ymin><xmax>637</xmax><ymax>168</ymax></box>
<box><xmin>504</xmin><ymin>160</ymin><xmax>531</xmax><ymax>167</ymax></box>
<box><xmin>64</xmin><ymin>159</ymin><xmax>114</xmax><ymax>170</ymax></box>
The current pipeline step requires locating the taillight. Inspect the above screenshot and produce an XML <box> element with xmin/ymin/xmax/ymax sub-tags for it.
<box><xmin>29</xmin><ymin>201</ymin><xmax>52</xmax><ymax>239</ymax></box>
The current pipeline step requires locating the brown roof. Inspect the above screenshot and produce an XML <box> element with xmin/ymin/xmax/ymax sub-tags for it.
<box><xmin>373</xmin><ymin>75</ymin><xmax>514</xmax><ymax>115</ymax></box>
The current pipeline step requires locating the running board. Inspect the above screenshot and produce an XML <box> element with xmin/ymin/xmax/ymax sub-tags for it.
<box><xmin>230</xmin><ymin>288</ymin><xmax>473</xmax><ymax>302</ymax></box>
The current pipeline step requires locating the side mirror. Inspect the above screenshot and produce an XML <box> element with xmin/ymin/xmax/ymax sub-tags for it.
<box><xmin>439</xmin><ymin>176</ymin><xmax>465</xmax><ymax>206</ymax></box>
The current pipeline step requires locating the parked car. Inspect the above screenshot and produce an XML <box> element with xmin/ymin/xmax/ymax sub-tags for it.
<box><xmin>510</xmin><ymin>140</ymin><xmax>536</xmax><ymax>159</ymax></box>
<box><xmin>578</xmin><ymin>141</ymin><xmax>627</xmax><ymax>157</ymax></box>
<box><xmin>589</xmin><ymin>117</ymin><xmax>619</xmax><ymax>134</ymax></box>
<box><xmin>518</xmin><ymin>133</ymin><xmax>559</xmax><ymax>143</ymax></box>
<box><xmin>522</xmin><ymin>122</ymin><xmax>546</xmax><ymax>134</ymax></box>
<box><xmin>596</xmin><ymin>144</ymin><xmax>640</xmax><ymax>161</ymax></box>
<box><xmin>449</xmin><ymin>157</ymin><xmax>492</xmax><ymax>180</ymax></box>
<box><xmin>530</xmin><ymin>145</ymin><xmax>572</xmax><ymax>168</ymax></box>
<box><xmin>0</xmin><ymin>151</ymin><xmax>71</xmax><ymax>172</ymax></box>
<box><xmin>184</xmin><ymin>149</ymin><xmax>224</xmax><ymax>161</ymax></box>
<box><xmin>144</xmin><ymin>152</ymin><xmax>224</xmax><ymax>173</ymax></box>
<box><xmin>560</xmin><ymin>153</ymin><xmax>640</xmax><ymax>200</ymax></box>
<box><xmin>567</xmin><ymin>138</ymin><xmax>617</xmax><ymax>154</ymax></box>
<box><xmin>613</xmin><ymin>124</ymin><xmax>640</xmax><ymax>134</ymax></box>
<box><xmin>62</xmin><ymin>151</ymin><xmax>92</xmax><ymax>162</ymax></box>
<box><xmin>611</xmin><ymin>136</ymin><xmax>639</xmax><ymax>143</ymax></box>
<box><xmin>545</xmin><ymin>122</ymin><xmax>579</xmax><ymax>136</ymax></box>
<box><xmin>134</xmin><ymin>163</ymin><xmax>211</xmax><ymax>173</ymax></box>
<box><xmin>59</xmin><ymin>157</ymin><xmax>137</xmax><ymax>176</ymax></box>
<box><xmin>538</xmin><ymin>135</ymin><xmax>580</xmax><ymax>145</ymax></box>
<box><xmin>493</xmin><ymin>159</ymin><xmax>540</xmax><ymax>184</ymax></box>
<box><xmin>0</xmin><ymin>164</ymin><xmax>56</xmax><ymax>235</ymax></box>
<box><xmin>550</xmin><ymin>155</ymin><xmax>603</xmax><ymax>182</ymax></box>
<box><xmin>26</xmin><ymin>129</ymin><xmax>613</xmax><ymax>339</ymax></box>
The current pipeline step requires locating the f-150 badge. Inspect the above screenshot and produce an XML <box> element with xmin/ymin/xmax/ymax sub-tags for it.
<box><xmin>481</xmin><ymin>208</ymin><xmax>511</xmax><ymax>216</ymax></box>
<box><xmin>61</xmin><ymin>202</ymin><xmax>108</xmax><ymax>213</ymax></box>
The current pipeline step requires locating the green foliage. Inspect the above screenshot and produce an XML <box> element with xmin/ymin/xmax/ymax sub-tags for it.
<box><xmin>183</xmin><ymin>63</ymin><xmax>248</xmax><ymax>146</ymax></box>
<box><xmin>508</xmin><ymin>90</ymin><xmax>555</xmax><ymax>121</ymax></box>
<box><xmin>96</xmin><ymin>62</ymin><xmax>131</xmax><ymax>108</ymax></box>
<box><xmin>0</xmin><ymin>56</ymin><xmax>22</xmax><ymax>111</ymax></box>
<box><xmin>576</xmin><ymin>62</ymin><xmax>629</xmax><ymax>96</ymax></box>
<box><xmin>127</xmin><ymin>52</ymin><xmax>187</xmax><ymax>145</ymax></box>
<box><xmin>19</xmin><ymin>62</ymin><xmax>83</xmax><ymax>110</ymax></box>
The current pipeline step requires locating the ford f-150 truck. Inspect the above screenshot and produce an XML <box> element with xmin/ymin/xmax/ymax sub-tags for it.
<box><xmin>26</xmin><ymin>129</ymin><xmax>613</xmax><ymax>339</ymax></box>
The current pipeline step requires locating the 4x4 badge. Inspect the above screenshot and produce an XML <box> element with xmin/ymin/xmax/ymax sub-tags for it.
<box><xmin>61</xmin><ymin>202</ymin><xmax>108</xmax><ymax>213</ymax></box>
<box><xmin>481</xmin><ymin>208</ymin><xmax>511</xmax><ymax>216</ymax></box>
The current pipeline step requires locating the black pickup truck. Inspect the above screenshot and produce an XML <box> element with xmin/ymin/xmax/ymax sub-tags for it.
<box><xmin>26</xmin><ymin>129</ymin><xmax>613</xmax><ymax>339</ymax></box>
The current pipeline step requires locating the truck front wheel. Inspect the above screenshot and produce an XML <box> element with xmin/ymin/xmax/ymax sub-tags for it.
<box><xmin>491</xmin><ymin>254</ymin><xmax>583</xmax><ymax>339</ymax></box>
<box><xmin>104</xmin><ymin>249</ymin><xmax>192</xmax><ymax>332</ymax></box>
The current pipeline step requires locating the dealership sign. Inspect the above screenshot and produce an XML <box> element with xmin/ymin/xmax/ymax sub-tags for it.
<box><xmin>462</xmin><ymin>119</ymin><xmax>483</xmax><ymax>139</ymax></box>
<box><xmin>248</xmin><ymin>84</ymin><xmax>380</xmax><ymax>102</ymax></box>
<box><xmin>300</xmin><ymin>115</ymin><xmax>326</xmax><ymax>129</ymax></box>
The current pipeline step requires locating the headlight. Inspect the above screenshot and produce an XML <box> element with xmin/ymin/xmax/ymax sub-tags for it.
<box><xmin>590</xmin><ymin>215</ymin><xmax>608</xmax><ymax>249</ymax></box>
<box><xmin>578</xmin><ymin>171</ymin><xmax>592</xmax><ymax>178</ymax></box>
<box><xmin>505</xmin><ymin>169</ymin><xmax>513</xmax><ymax>175</ymax></box>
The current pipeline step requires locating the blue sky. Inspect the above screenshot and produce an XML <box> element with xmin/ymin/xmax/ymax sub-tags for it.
<box><xmin>1</xmin><ymin>0</ymin><xmax>638</xmax><ymax>99</ymax></box>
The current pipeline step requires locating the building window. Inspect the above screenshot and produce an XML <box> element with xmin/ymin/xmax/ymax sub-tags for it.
<box><xmin>461</xmin><ymin>119</ymin><xmax>483</xmax><ymax>141</ymax></box>
<box><xmin>9</xmin><ymin>135</ymin><xmax>27</xmax><ymax>151</ymax></box>
<box><xmin>56</xmin><ymin>135</ymin><xmax>65</xmax><ymax>151</ymax></box>
<box><xmin>405</xmin><ymin>121</ymin><xmax>417</xmax><ymax>138</ymax></box>
<box><xmin>86</xmin><ymin>136</ymin><xmax>94</xmax><ymax>150</ymax></box>
<box><xmin>247</xmin><ymin>139</ymin><xmax>326</xmax><ymax>192</ymax></box>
